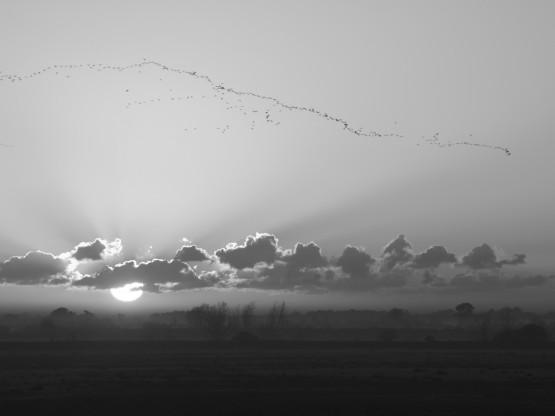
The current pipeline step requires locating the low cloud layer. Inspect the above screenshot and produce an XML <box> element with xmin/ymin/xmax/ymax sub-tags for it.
<box><xmin>73</xmin><ymin>259</ymin><xmax>209</xmax><ymax>293</ymax></box>
<box><xmin>461</xmin><ymin>243</ymin><xmax>526</xmax><ymax>269</ymax></box>
<box><xmin>0</xmin><ymin>233</ymin><xmax>542</xmax><ymax>296</ymax></box>
<box><xmin>449</xmin><ymin>273</ymin><xmax>551</xmax><ymax>292</ymax></box>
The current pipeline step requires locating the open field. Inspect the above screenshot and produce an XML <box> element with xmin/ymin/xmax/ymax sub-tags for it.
<box><xmin>1</xmin><ymin>341</ymin><xmax>555</xmax><ymax>415</ymax></box>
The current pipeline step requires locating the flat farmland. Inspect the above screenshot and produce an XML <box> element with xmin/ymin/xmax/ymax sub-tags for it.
<box><xmin>1</xmin><ymin>342</ymin><xmax>554</xmax><ymax>415</ymax></box>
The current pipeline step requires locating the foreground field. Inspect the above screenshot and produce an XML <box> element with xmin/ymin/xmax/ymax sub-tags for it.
<box><xmin>1</xmin><ymin>341</ymin><xmax>554</xmax><ymax>415</ymax></box>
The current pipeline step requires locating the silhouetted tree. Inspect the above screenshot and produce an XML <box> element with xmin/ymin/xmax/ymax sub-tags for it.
<box><xmin>474</xmin><ymin>309</ymin><xmax>496</xmax><ymax>341</ymax></box>
<box><xmin>454</xmin><ymin>303</ymin><xmax>475</xmax><ymax>328</ymax></box>
<box><xmin>265</xmin><ymin>302</ymin><xmax>287</xmax><ymax>340</ymax></box>
<box><xmin>241</xmin><ymin>302</ymin><xmax>256</xmax><ymax>330</ymax></box>
<box><xmin>229</xmin><ymin>306</ymin><xmax>242</xmax><ymax>331</ymax></box>
<box><xmin>186</xmin><ymin>302</ymin><xmax>232</xmax><ymax>341</ymax></box>
<box><xmin>39</xmin><ymin>318</ymin><xmax>56</xmax><ymax>342</ymax></box>
<box><xmin>496</xmin><ymin>307</ymin><xmax>522</xmax><ymax>329</ymax></box>
<box><xmin>49</xmin><ymin>307</ymin><xmax>76</xmax><ymax>321</ymax></box>
<box><xmin>40</xmin><ymin>307</ymin><xmax>78</xmax><ymax>341</ymax></box>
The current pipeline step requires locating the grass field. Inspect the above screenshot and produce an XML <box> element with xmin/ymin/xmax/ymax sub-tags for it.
<box><xmin>1</xmin><ymin>341</ymin><xmax>554</xmax><ymax>415</ymax></box>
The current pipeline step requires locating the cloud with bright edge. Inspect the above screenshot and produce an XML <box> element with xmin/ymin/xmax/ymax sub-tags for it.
<box><xmin>215</xmin><ymin>233</ymin><xmax>279</xmax><ymax>269</ymax></box>
<box><xmin>380</xmin><ymin>234</ymin><xmax>414</xmax><ymax>270</ymax></box>
<box><xmin>0</xmin><ymin>251</ymin><xmax>70</xmax><ymax>285</ymax></box>
<box><xmin>175</xmin><ymin>244</ymin><xmax>211</xmax><ymax>262</ymax></box>
<box><xmin>411</xmin><ymin>245</ymin><xmax>457</xmax><ymax>269</ymax></box>
<box><xmin>0</xmin><ymin>233</ymin><xmax>547</xmax><ymax>296</ymax></box>
<box><xmin>336</xmin><ymin>246</ymin><xmax>375</xmax><ymax>278</ymax></box>
<box><xmin>73</xmin><ymin>259</ymin><xmax>209</xmax><ymax>293</ymax></box>
<box><xmin>460</xmin><ymin>243</ymin><xmax>526</xmax><ymax>269</ymax></box>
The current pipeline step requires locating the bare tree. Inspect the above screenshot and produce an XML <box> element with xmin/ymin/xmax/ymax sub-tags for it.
<box><xmin>241</xmin><ymin>302</ymin><xmax>256</xmax><ymax>331</ymax></box>
<box><xmin>228</xmin><ymin>302</ymin><xmax>256</xmax><ymax>333</ymax></box>
<box><xmin>265</xmin><ymin>302</ymin><xmax>287</xmax><ymax>339</ymax></box>
<box><xmin>186</xmin><ymin>302</ymin><xmax>232</xmax><ymax>341</ymax></box>
<box><xmin>229</xmin><ymin>305</ymin><xmax>242</xmax><ymax>332</ymax></box>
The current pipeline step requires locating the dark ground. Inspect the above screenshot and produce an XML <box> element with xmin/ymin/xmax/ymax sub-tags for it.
<box><xmin>1</xmin><ymin>341</ymin><xmax>554</xmax><ymax>415</ymax></box>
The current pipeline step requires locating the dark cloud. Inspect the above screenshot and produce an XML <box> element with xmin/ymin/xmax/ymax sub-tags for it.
<box><xmin>461</xmin><ymin>243</ymin><xmax>498</xmax><ymax>269</ymax></box>
<box><xmin>449</xmin><ymin>273</ymin><xmax>552</xmax><ymax>292</ymax></box>
<box><xmin>381</xmin><ymin>234</ymin><xmax>414</xmax><ymax>270</ymax></box>
<box><xmin>0</xmin><ymin>233</ymin><xmax>536</xmax><ymax>297</ymax></box>
<box><xmin>237</xmin><ymin>261</ymin><xmax>325</xmax><ymax>291</ymax></box>
<box><xmin>231</xmin><ymin>241</ymin><xmax>328</xmax><ymax>291</ymax></box>
<box><xmin>412</xmin><ymin>245</ymin><xmax>457</xmax><ymax>269</ymax></box>
<box><xmin>329</xmin><ymin>271</ymin><xmax>409</xmax><ymax>292</ymax></box>
<box><xmin>215</xmin><ymin>233</ymin><xmax>278</xmax><ymax>269</ymax></box>
<box><xmin>336</xmin><ymin>246</ymin><xmax>375</xmax><ymax>278</ymax></box>
<box><xmin>175</xmin><ymin>245</ymin><xmax>210</xmax><ymax>262</ymax></box>
<box><xmin>72</xmin><ymin>239</ymin><xmax>106</xmax><ymax>261</ymax></box>
<box><xmin>0</xmin><ymin>251</ymin><xmax>69</xmax><ymax>285</ymax></box>
<box><xmin>280</xmin><ymin>242</ymin><xmax>327</xmax><ymax>270</ymax></box>
<box><xmin>461</xmin><ymin>244</ymin><xmax>526</xmax><ymax>269</ymax></box>
<box><xmin>498</xmin><ymin>254</ymin><xmax>527</xmax><ymax>266</ymax></box>
<box><xmin>422</xmin><ymin>270</ymin><xmax>447</xmax><ymax>286</ymax></box>
<box><xmin>73</xmin><ymin>259</ymin><xmax>210</xmax><ymax>292</ymax></box>
<box><xmin>71</xmin><ymin>238</ymin><xmax>122</xmax><ymax>262</ymax></box>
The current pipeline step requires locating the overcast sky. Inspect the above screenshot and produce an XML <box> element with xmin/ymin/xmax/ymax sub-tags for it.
<box><xmin>1</xmin><ymin>0</ymin><xmax>554</xmax><ymax>312</ymax></box>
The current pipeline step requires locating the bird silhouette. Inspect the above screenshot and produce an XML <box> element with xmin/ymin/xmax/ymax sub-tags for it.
<box><xmin>0</xmin><ymin>59</ymin><xmax>512</xmax><ymax>156</ymax></box>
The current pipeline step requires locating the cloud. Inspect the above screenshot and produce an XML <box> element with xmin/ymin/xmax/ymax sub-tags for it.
<box><xmin>215</xmin><ymin>233</ymin><xmax>279</xmax><ymax>269</ymax></box>
<box><xmin>236</xmin><ymin>261</ymin><xmax>326</xmax><ymax>291</ymax></box>
<box><xmin>280</xmin><ymin>242</ymin><xmax>327</xmax><ymax>270</ymax></box>
<box><xmin>73</xmin><ymin>259</ymin><xmax>210</xmax><ymax>292</ymax></box>
<box><xmin>461</xmin><ymin>243</ymin><xmax>526</xmax><ymax>269</ymax></box>
<box><xmin>175</xmin><ymin>245</ymin><xmax>211</xmax><ymax>262</ymax></box>
<box><xmin>71</xmin><ymin>238</ymin><xmax>122</xmax><ymax>261</ymax></box>
<box><xmin>336</xmin><ymin>246</ymin><xmax>375</xmax><ymax>278</ymax></box>
<box><xmin>381</xmin><ymin>234</ymin><xmax>414</xmax><ymax>270</ymax></box>
<box><xmin>0</xmin><ymin>233</ymin><xmax>536</xmax><ymax>297</ymax></box>
<box><xmin>449</xmin><ymin>273</ymin><xmax>553</xmax><ymax>292</ymax></box>
<box><xmin>329</xmin><ymin>270</ymin><xmax>410</xmax><ymax>292</ymax></box>
<box><xmin>229</xmin><ymin>241</ymin><xmax>328</xmax><ymax>291</ymax></box>
<box><xmin>411</xmin><ymin>245</ymin><xmax>457</xmax><ymax>269</ymax></box>
<box><xmin>498</xmin><ymin>254</ymin><xmax>527</xmax><ymax>266</ymax></box>
<box><xmin>0</xmin><ymin>251</ymin><xmax>69</xmax><ymax>285</ymax></box>
<box><xmin>422</xmin><ymin>270</ymin><xmax>447</xmax><ymax>286</ymax></box>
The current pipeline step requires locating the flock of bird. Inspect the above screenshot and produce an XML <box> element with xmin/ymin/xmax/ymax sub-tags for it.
<box><xmin>423</xmin><ymin>132</ymin><xmax>511</xmax><ymax>156</ymax></box>
<box><xmin>0</xmin><ymin>59</ymin><xmax>511</xmax><ymax>155</ymax></box>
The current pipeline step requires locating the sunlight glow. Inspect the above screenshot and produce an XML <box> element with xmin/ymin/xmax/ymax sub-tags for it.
<box><xmin>110</xmin><ymin>282</ymin><xmax>144</xmax><ymax>302</ymax></box>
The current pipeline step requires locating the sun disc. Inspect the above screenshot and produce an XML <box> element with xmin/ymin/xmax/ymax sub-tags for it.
<box><xmin>110</xmin><ymin>282</ymin><xmax>144</xmax><ymax>302</ymax></box>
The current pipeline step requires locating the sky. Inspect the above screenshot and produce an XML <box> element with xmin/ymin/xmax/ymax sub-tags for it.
<box><xmin>0</xmin><ymin>0</ymin><xmax>554</xmax><ymax>313</ymax></box>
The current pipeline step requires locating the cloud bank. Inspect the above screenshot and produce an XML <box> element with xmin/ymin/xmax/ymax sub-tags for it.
<box><xmin>0</xmin><ymin>233</ymin><xmax>542</xmax><ymax>295</ymax></box>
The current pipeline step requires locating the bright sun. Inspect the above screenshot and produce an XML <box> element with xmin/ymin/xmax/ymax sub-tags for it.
<box><xmin>110</xmin><ymin>282</ymin><xmax>144</xmax><ymax>302</ymax></box>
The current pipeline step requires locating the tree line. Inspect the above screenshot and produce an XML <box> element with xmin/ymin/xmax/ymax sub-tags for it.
<box><xmin>0</xmin><ymin>302</ymin><xmax>553</xmax><ymax>343</ymax></box>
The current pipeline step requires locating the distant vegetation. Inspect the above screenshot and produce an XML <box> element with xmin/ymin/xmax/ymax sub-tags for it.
<box><xmin>0</xmin><ymin>302</ymin><xmax>553</xmax><ymax>343</ymax></box>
